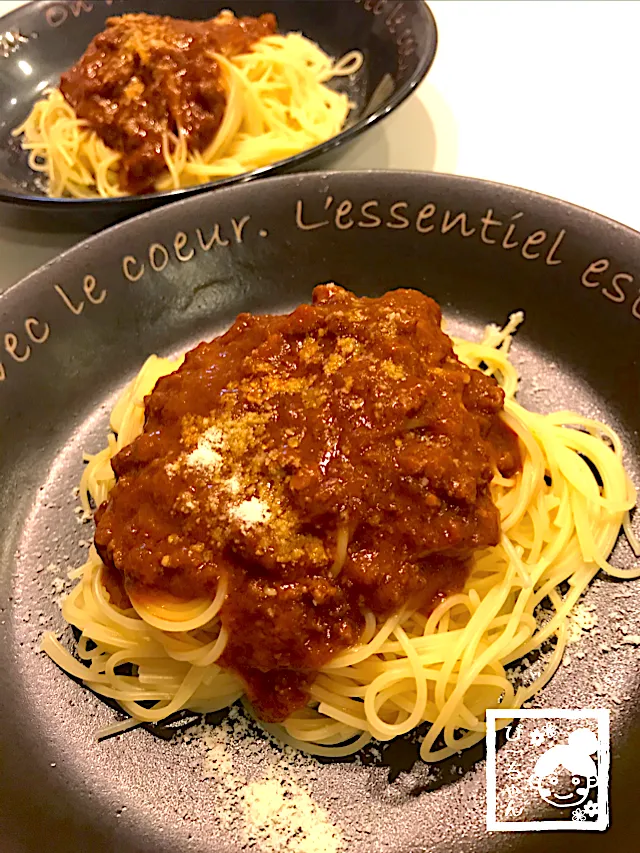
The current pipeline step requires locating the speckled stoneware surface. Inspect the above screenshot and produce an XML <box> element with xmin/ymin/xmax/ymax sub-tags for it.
<box><xmin>0</xmin><ymin>171</ymin><xmax>638</xmax><ymax>852</ymax></box>
<box><xmin>0</xmin><ymin>0</ymin><xmax>436</xmax><ymax>222</ymax></box>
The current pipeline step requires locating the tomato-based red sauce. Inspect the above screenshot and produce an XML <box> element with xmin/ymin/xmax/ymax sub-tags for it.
<box><xmin>95</xmin><ymin>286</ymin><xmax>521</xmax><ymax>720</ymax></box>
<box><xmin>59</xmin><ymin>11</ymin><xmax>277</xmax><ymax>194</ymax></box>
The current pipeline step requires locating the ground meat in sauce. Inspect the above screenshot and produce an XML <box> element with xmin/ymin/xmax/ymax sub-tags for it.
<box><xmin>94</xmin><ymin>285</ymin><xmax>521</xmax><ymax>721</ymax></box>
<box><xmin>59</xmin><ymin>11</ymin><xmax>277</xmax><ymax>194</ymax></box>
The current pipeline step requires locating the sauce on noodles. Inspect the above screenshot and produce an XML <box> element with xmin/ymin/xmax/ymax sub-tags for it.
<box><xmin>60</xmin><ymin>12</ymin><xmax>277</xmax><ymax>194</ymax></box>
<box><xmin>95</xmin><ymin>285</ymin><xmax>520</xmax><ymax>720</ymax></box>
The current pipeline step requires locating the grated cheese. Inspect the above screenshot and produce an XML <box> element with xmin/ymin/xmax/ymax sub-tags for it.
<box><xmin>180</xmin><ymin>708</ymin><xmax>345</xmax><ymax>853</ymax></box>
<box><xmin>229</xmin><ymin>497</ymin><xmax>271</xmax><ymax>530</ymax></box>
<box><xmin>185</xmin><ymin>425</ymin><xmax>224</xmax><ymax>474</ymax></box>
<box><xmin>242</xmin><ymin>777</ymin><xmax>342</xmax><ymax>853</ymax></box>
<box><xmin>224</xmin><ymin>476</ymin><xmax>241</xmax><ymax>495</ymax></box>
<box><xmin>51</xmin><ymin>577</ymin><xmax>66</xmax><ymax>595</ymax></box>
<box><xmin>567</xmin><ymin>601</ymin><xmax>598</xmax><ymax>643</ymax></box>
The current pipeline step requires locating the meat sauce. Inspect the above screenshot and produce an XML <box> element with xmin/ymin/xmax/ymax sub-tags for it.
<box><xmin>59</xmin><ymin>12</ymin><xmax>277</xmax><ymax>194</ymax></box>
<box><xmin>95</xmin><ymin>286</ymin><xmax>521</xmax><ymax>720</ymax></box>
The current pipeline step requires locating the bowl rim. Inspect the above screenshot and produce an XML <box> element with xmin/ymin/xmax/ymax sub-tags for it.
<box><xmin>4</xmin><ymin>167</ymin><xmax>639</xmax><ymax>306</ymax></box>
<box><xmin>0</xmin><ymin>0</ymin><xmax>438</xmax><ymax>210</ymax></box>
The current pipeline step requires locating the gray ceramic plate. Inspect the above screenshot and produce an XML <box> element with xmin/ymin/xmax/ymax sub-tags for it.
<box><xmin>0</xmin><ymin>170</ymin><xmax>638</xmax><ymax>852</ymax></box>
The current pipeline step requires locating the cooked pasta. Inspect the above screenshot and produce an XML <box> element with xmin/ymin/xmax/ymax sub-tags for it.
<box><xmin>13</xmin><ymin>12</ymin><xmax>362</xmax><ymax>198</ymax></box>
<box><xmin>42</xmin><ymin>290</ymin><xmax>638</xmax><ymax>761</ymax></box>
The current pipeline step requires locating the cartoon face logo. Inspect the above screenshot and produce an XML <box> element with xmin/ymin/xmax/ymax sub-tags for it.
<box><xmin>530</xmin><ymin>728</ymin><xmax>599</xmax><ymax>809</ymax></box>
<box><xmin>537</xmin><ymin>768</ymin><xmax>596</xmax><ymax>808</ymax></box>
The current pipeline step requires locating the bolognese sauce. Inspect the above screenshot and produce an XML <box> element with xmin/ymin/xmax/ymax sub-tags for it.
<box><xmin>60</xmin><ymin>11</ymin><xmax>277</xmax><ymax>194</ymax></box>
<box><xmin>94</xmin><ymin>285</ymin><xmax>520</xmax><ymax>720</ymax></box>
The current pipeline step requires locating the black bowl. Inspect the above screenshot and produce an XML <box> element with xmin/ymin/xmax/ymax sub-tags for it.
<box><xmin>1</xmin><ymin>170</ymin><xmax>639</xmax><ymax>853</ymax></box>
<box><xmin>0</xmin><ymin>0</ymin><xmax>437</xmax><ymax>224</ymax></box>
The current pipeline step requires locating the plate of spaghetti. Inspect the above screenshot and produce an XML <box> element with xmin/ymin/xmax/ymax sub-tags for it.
<box><xmin>0</xmin><ymin>0</ymin><xmax>436</xmax><ymax>219</ymax></box>
<box><xmin>1</xmin><ymin>170</ymin><xmax>639</xmax><ymax>852</ymax></box>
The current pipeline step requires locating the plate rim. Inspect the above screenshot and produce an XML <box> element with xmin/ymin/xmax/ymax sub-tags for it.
<box><xmin>3</xmin><ymin>167</ymin><xmax>639</xmax><ymax>306</ymax></box>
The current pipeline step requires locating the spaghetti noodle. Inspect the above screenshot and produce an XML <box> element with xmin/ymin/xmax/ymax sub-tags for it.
<box><xmin>13</xmin><ymin>12</ymin><xmax>362</xmax><ymax>198</ymax></box>
<box><xmin>42</xmin><ymin>291</ymin><xmax>638</xmax><ymax>762</ymax></box>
